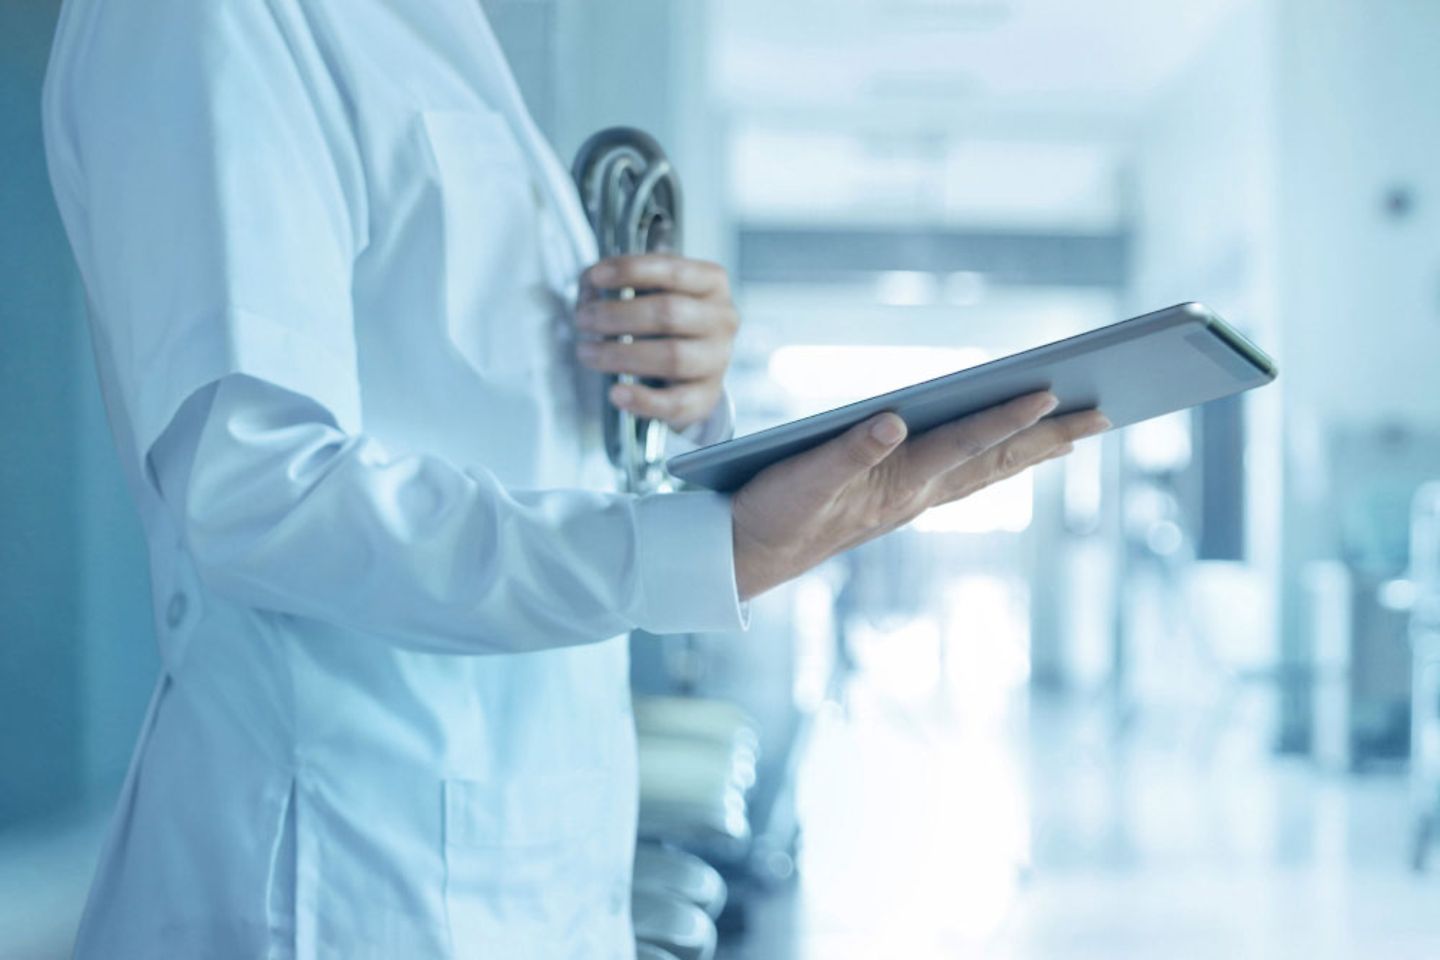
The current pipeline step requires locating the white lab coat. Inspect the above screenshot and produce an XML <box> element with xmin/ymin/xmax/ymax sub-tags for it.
<box><xmin>42</xmin><ymin>1</ymin><xmax>745</xmax><ymax>957</ymax></box>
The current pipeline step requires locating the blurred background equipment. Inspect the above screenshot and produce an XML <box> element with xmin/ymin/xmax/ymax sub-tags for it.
<box><xmin>6</xmin><ymin>0</ymin><xmax>1440</xmax><ymax>957</ymax></box>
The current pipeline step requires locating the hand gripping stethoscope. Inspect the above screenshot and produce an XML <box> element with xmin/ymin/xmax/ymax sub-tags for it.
<box><xmin>572</xmin><ymin>128</ymin><xmax>683</xmax><ymax>495</ymax></box>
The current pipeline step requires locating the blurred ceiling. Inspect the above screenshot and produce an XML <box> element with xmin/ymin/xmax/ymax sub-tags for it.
<box><xmin>713</xmin><ymin>0</ymin><xmax>1253</xmax><ymax>230</ymax></box>
<box><xmin>713</xmin><ymin>0</ymin><xmax>1253</xmax><ymax>133</ymax></box>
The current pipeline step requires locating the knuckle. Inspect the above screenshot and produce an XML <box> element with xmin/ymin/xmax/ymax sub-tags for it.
<box><xmin>613</xmin><ymin>257</ymin><xmax>641</xmax><ymax>284</ymax></box>
<box><xmin>878</xmin><ymin>484</ymin><xmax>920</xmax><ymax>520</ymax></box>
<box><xmin>591</xmin><ymin>302</ymin><xmax>619</xmax><ymax>332</ymax></box>
<box><xmin>665</xmin><ymin>338</ymin><xmax>684</xmax><ymax>368</ymax></box>
<box><xmin>704</xmin><ymin>259</ymin><xmax>729</xmax><ymax>288</ymax></box>
<box><xmin>843</xmin><ymin>437</ymin><xmax>879</xmax><ymax>470</ymax></box>
<box><xmin>659</xmin><ymin>295</ymin><xmax>686</xmax><ymax>333</ymax></box>
<box><xmin>954</xmin><ymin>434</ymin><xmax>988</xmax><ymax>461</ymax></box>
<box><xmin>597</xmin><ymin>259</ymin><xmax>624</xmax><ymax>284</ymax></box>
<box><xmin>721</xmin><ymin>306</ymin><xmax>740</xmax><ymax>335</ymax></box>
<box><xmin>664</xmin><ymin>257</ymin><xmax>684</xmax><ymax>287</ymax></box>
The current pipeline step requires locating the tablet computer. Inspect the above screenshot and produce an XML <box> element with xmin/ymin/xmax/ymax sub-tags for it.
<box><xmin>667</xmin><ymin>302</ymin><xmax>1276</xmax><ymax>493</ymax></box>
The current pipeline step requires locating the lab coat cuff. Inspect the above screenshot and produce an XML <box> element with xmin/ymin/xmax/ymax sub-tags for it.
<box><xmin>633</xmin><ymin>490</ymin><xmax>749</xmax><ymax>635</ymax></box>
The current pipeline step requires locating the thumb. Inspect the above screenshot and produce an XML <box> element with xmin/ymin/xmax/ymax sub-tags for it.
<box><xmin>815</xmin><ymin>412</ymin><xmax>907</xmax><ymax>483</ymax></box>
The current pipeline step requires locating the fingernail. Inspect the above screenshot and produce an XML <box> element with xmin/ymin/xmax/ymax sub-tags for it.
<box><xmin>611</xmin><ymin>385</ymin><xmax>633</xmax><ymax>406</ymax></box>
<box><xmin>1096</xmin><ymin>415</ymin><xmax>1112</xmax><ymax>431</ymax></box>
<box><xmin>574</xmin><ymin>305</ymin><xmax>596</xmax><ymax>329</ymax></box>
<box><xmin>871</xmin><ymin>415</ymin><xmax>905</xmax><ymax>445</ymax></box>
<box><xmin>589</xmin><ymin>262</ymin><xmax>617</xmax><ymax>286</ymax></box>
<box><xmin>576</xmin><ymin>342</ymin><xmax>600</xmax><ymax>360</ymax></box>
<box><xmin>1038</xmin><ymin>394</ymin><xmax>1060</xmax><ymax>415</ymax></box>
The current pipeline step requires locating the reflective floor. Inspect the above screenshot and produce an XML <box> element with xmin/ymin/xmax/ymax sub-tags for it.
<box><xmin>722</xmin><ymin>650</ymin><xmax>1440</xmax><ymax>959</ymax></box>
<box><xmin>0</xmin><ymin>799</ymin><xmax>107</xmax><ymax>959</ymax></box>
<box><xmin>6</xmin><ymin>651</ymin><xmax>1440</xmax><ymax>959</ymax></box>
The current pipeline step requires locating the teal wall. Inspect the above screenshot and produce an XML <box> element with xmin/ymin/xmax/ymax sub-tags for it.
<box><xmin>0</xmin><ymin>1</ymin><xmax>157</xmax><ymax>827</ymax></box>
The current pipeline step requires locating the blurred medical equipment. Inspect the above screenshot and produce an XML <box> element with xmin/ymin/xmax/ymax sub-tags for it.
<box><xmin>636</xmin><ymin>944</ymin><xmax>684</xmax><ymax>960</ymax></box>
<box><xmin>633</xmin><ymin>843</ymin><xmax>728</xmax><ymax>919</ymax></box>
<box><xmin>631</xmin><ymin>693</ymin><xmax>756</xmax><ymax>957</ymax></box>
<box><xmin>635</xmin><ymin>695</ymin><xmax>759</xmax><ymax>857</ymax></box>
<box><xmin>1406</xmin><ymin>482</ymin><xmax>1440</xmax><ymax>870</ymax></box>
<box><xmin>632</xmin><ymin>888</ymin><xmax>717</xmax><ymax>960</ymax></box>
<box><xmin>572</xmin><ymin>127</ymin><xmax>682</xmax><ymax>494</ymax></box>
<box><xmin>1308</xmin><ymin>425</ymin><xmax>1440</xmax><ymax>773</ymax></box>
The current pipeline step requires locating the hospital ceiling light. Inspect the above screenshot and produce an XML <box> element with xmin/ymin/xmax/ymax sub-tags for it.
<box><xmin>874</xmin><ymin>269</ymin><xmax>939</xmax><ymax>306</ymax></box>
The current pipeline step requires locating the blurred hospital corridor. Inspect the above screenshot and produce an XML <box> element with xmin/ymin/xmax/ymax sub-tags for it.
<box><xmin>5</xmin><ymin>0</ymin><xmax>1440</xmax><ymax>956</ymax></box>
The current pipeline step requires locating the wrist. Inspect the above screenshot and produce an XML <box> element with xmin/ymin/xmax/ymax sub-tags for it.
<box><xmin>731</xmin><ymin>520</ymin><xmax>793</xmax><ymax>603</ymax></box>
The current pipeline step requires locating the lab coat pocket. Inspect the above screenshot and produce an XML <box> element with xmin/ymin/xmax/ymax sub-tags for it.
<box><xmin>441</xmin><ymin>771</ymin><xmax>607</xmax><ymax>954</ymax></box>
<box><xmin>419</xmin><ymin>109</ymin><xmax>555</xmax><ymax>389</ymax></box>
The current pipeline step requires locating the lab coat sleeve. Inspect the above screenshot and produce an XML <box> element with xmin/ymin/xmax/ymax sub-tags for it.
<box><xmin>151</xmin><ymin>375</ymin><xmax>747</xmax><ymax>653</ymax></box>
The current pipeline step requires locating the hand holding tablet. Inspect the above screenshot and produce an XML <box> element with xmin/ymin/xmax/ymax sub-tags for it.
<box><xmin>678</xmin><ymin>302</ymin><xmax>1277</xmax><ymax>600</ymax></box>
<box><xmin>729</xmin><ymin>391</ymin><xmax>1109</xmax><ymax>600</ymax></box>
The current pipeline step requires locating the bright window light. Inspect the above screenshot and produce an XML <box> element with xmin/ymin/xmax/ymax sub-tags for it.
<box><xmin>767</xmin><ymin>344</ymin><xmax>989</xmax><ymax>402</ymax></box>
<box><xmin>913</xmin><ymin>472</ymin><xmax>1033</xmax><ymax>534</ymax></box>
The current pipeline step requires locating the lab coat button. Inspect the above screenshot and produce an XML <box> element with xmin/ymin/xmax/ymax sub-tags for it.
<box><xmin>165</xmin><ymin>592</ymin><xmax>188</xmax><ymax>628</ymax></box>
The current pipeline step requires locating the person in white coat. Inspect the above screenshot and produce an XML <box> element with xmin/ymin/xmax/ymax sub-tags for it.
<box><xmin>42</xmin><ymin>1</ymin><xmax>1107</xmax><ymax>956</ymax></box>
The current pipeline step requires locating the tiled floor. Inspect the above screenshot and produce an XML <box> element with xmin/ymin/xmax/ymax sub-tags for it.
<box><xmin>719</xmin><ymin>673</ymin><xmax>1440</xmax><ymax>960</ymax></box>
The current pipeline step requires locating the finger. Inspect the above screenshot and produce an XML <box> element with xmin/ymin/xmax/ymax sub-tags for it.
<box><xmin>609</xmin><ymin>380</ymin><xmax>718</xmax><ymax>428</ymax></box>
<box><xmin>935</xmin><ymin>439</ymin><xmax>1067</xmax><ymax>505</ymax></box>
<box><xmin>952</xmin><ymin>409</ymin><xmax>1108</xmax><ymax>479</ymax></box>
<box><xmin>576</xmin><ymin>294</ymin><xmax>737</xmax><ymax>338</ymax></box>
<box><xmin>582</xmin><ymin>255</ymin><xmax>729</xmax><ymax>299</ymax></box>
<box><xmin>935</xmin><ymin>410</ymin><xmax>1107</xmax><ymax>503</ymax></box>
<box><xmin>902</xmin><ymin>391</ymin><xmax>1058</xmax><ymax>480</ymax></box>
<box><xmin>576</xmin><ymin>336</ymin><xmax>726</xmax><ymax>380</ymax></box>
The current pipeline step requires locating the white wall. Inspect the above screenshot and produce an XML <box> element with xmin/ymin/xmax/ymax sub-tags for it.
<box><xmin>1131</xmin><ymin>0</ymin><xmax>1440</xmax><ymax>747</ymax></box>
<box><xmin>1276</xmin><ymin>0</ymin><xmax>1440</xmax><ymax>430</ymax></box>
<box><xmin>1129</xmin><ymin>0</ymin><xmax>1283</xmax><ymax>666</ymax></box>
<box><xmin>0</xmin><ymin>0</ymin><xmax>156</xmax><ymax>825</ymax></box>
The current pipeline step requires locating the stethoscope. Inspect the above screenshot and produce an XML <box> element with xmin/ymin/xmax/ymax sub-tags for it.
<box><xmin>572</xmin><ymin>128</ymin><xmax>683</xmax><ymax>495</ymax></box>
